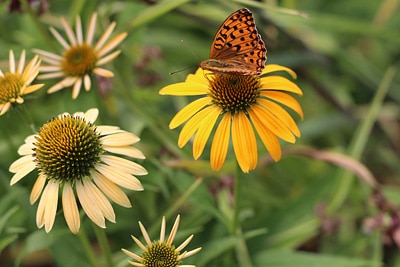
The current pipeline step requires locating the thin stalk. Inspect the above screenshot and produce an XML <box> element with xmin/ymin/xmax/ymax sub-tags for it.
<box><xmin>93</xmin><ymin>224</ymin><xmax>114</xmax><ymax>267</ymax></box>
<box><xmin>77</xmin><ymin>226</ymin><xmax>100</xmax><ymax>267</ymax></box>
<box><xmin>328</xmin><ymin>66</ymin><xmax>396</xmax><ymax>212</ymax></box>
<box><xmin>233</xmin><ymin>163</ymin><xmax>253</xmax><ymax>267</ymax></box>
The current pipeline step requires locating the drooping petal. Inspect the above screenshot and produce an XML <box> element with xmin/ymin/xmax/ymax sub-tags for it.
<box><xmin>210</xmin><ymin>113</ymin><xmax>231</xmax><ymax>171</ymax></box>
<box><xmin>231</xmin><ymin>112</ymin><xmax>257</xmax><ymax>173</ymax></box>
<box><xmin>192</xmin><ymin>105</ymin><xmax>220</xmax><ymax>159</ymax></box>
<box><xmin>30</xmin><ymin>173</ymin><xmax>46</xmax><ymax>204</ymax></box>
<box><xmin>169</xmin><ymin>97</ymin><xmax>211</xmax><ymax>129</ymax></box>
<box><xmin>62</xmin><ymin>183</ymin><xmax>81</xmax><ymax>234</ymax></box>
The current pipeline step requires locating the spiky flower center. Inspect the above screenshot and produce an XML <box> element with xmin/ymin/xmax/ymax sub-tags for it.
<box><xmin>209</xmin><ymin>74</ymin><xmax>261</xmax><ymax>114</ymax></box>
<box><xmin>33</xmin><ymin>114</ymin><xmax>103</xmax><ymax>182</ymax></box>
<box><xmin>142</xmin><ymin>241</ymin><xmax>180</xmax><ymax>267</ymax></box>
<box><xmin>62</xmin><ymin>44</ymin><xmax>97</xmax><ymax>76</ymax></box>
<box><xmin>0</xmin><ymin>72</ymin><xmax>24</xmax><ymax>104</ymax></box>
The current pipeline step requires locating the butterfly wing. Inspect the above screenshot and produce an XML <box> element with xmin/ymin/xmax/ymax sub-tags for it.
<box><xmin>200</xmin><ymin>8</ymin><xmax>267</xmax><ymax>75</ymax></box>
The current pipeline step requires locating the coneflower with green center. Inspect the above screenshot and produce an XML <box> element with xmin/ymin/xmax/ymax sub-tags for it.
<box><xmin>9</xmin><ymin>108</ymin><xmax>147</xmax><ymax>234</ymax></box>
<box><xmin>159</xmin><ymin>65</ymin><xmax>304</xmax><ymax>173</ymax></box>
<box><xmin>0</xmin><ymin>50</ymin><xmax>43</xmax><ymax>115</ymax></box>
<box><xmin>33</xmin><ymin>13</ymin><xmax>127</xmax><ymax>99</ymax></box>
<box><xmin>122</xmin><ymin>215</ymin><xmax>201</xmax><ymax>267</ymax></box>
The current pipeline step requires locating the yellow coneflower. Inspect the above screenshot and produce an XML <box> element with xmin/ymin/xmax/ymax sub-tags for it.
<box><xmin>159</xmin><ymin>65</ymin><xmax>304</xmax><ymax>173</ymax></box>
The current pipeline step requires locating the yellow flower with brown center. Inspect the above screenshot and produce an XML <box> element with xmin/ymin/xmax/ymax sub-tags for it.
<box><xmin>9</xmin><ymin>108</ymin><xmax>147</xmax><ymax>234</ymax></box>
<box><xmin>33</xmin><ymin>13</ymin><xmax>127</xmax><ymax>99</ymax></box>
<box><xmin>159</xmin><ymin>65</ymin><xmax>304</xmax><ymax>173</ymax></box>
<box><xmin>122</xmin><ymin>215</ymin><xmax>201</xmax><ymax>267</ymax></box>
<box><xmin>0</xmin><ymin>50</ymin><xmax>43</xmax><ymax>115</ymax></box>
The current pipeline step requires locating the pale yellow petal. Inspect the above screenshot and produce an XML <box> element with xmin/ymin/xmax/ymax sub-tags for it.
<box><xmin>84</xmin><ymin>108</ymin><xmax>99</xmax><ymax>123</ymax></box>
<box><xmin>166</xmin><ymin>215</ymin><xmax>180</xmax><ymax>246</ymax></box>
<box><xmin>101</xmin><ymin>132</ymin><xmax>140</xmax><ymax>146</ymax></box>
<box><xmin>103</xmin><ymin>145</ymin><xmax>145</xmax><ymax>159</ymax></box>
<box><xmin>101</xmin><ymin>155</ymin><xmax>147</xmax><ymax>175</ymax></box>
<box><xmin>62</xmin><ymin>183</ymin><xmax>80</xmax><ymax>234</ymax></box>
<box><xmin>95</xmin><ymin>165</ymin><xmax>144</xmax><ymax>190</ymax></box>
<box><xmin>94</xmin><ymin>22</ymin><xmax>116</xmax><ymax>51</ymax></box>
<box><xmin>9</xmin><ymin>157</ymin><xmax>36</xmax><ymax>185</ymax></box>
<box><xmin>76</xmin><ymin>181</ymin><xmax>105</xmax><ymax>228</ymax></box>
<box><xmin>91</xmin><ymin>170</ymin><xmax>131</xmax><ymax>208</ymax></box>
<box><xmin>30</xmin><ymin>173</ymin><xmax>46</xmax><ymax>204</ymax></box>
<box><xmin>72</xmin><ymin>78</ymin><xmax>83</xmax><ymax>99</ymax></box>
<box><xmin>97</xmin><ymin>32</ymin><xmax>127</xmax><ymax>58</ymax></box>
<box><xmin>82</xmin><ymin>178</ymin><xmax>115</xmax><ymax>223</ymax></box>
<box><xmin>93</xmin><ymin>67</ymin><xmax>114</xmax><ymax>77</ymax></box>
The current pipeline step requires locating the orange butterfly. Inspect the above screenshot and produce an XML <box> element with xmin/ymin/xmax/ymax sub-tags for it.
<box><xmin>199</xmin><ymin>8</ymin><xmax>267</xmax><ymax>75</ymax></box>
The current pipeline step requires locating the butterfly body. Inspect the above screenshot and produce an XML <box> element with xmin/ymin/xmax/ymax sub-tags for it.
<box><xmin>199</xmin><ymin>8</ymin><xmax>267</xmax><ymax>76</ymax></box>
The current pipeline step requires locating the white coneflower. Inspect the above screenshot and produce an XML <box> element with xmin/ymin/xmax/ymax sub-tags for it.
<box><xmin>122</xmin><ymin>215</ymin><xmax>201</xmax><ymax>267</ymax></box>
<box><xmin>0</xmin><ymin>50</ymin><xmax>43</xmax><ymax>115</ymax></box>
<box><xmin>33</xmin><ymin>13</ymin><xmax>127</xmax><ymax>99</ymax></box>
<box><xmin>9</xmin><ymin>108</ymin><xmax>147</xmax><ymax>234</ymax></box>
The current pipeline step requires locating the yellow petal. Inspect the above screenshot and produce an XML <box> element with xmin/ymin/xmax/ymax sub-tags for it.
<box><xmin>159</xmin><ymin>81</ymin><xmax>208</xmax><ymax>95</ymax></box>
<box><xmin>260</xmin><ymin>91</ymin><xmax>304</xmax><ymax>119</ymax></box>
<box><xmin>192</xmin><ymin>105</ymin><xmax>220</xmax><ymax>159</ymax></box>
<box><xmin>257</xmin><ymin>98</ymin><xmax>301</xmax><ymax>138</ymax></box>
<box><xmin>251</xmin><ymin>104</ymin><xmax>296</xmax><ymax>143</ymax></box>
<box><xmin>232</xmin><ymin>112</ymin><xmax>257</xmax><ymax>173</ymax></box>
<box><xmin>248</xmin><ymin>108</ymin><xmax>282</xmax><ymax>161</ymax></box>
<box><xmin>210</xmin><ymin>113</ymin><xmax>231</xmax><ymax>171</ymax></box>
<box><xmin>260</xmin><ymin>76</ymin><xmax>303</xmax><ymax>95</ymax></box>
<box><xmin>262</xmin><ymin>64</ymin><xmax>297</xmax><ymax>79</ymax></box>
<box><xmin>169</xmin><ymin>97</ymin><xmax>211</xmax><ymax>129</ymax></box>
<box><xmin>177</xmin><ymin>106</ymin><xmax>215</xmax><ymax>148</ymax></box>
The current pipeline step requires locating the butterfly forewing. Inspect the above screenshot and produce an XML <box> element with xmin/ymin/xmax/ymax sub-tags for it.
<box><xmin>199</xmin><ymin>8</ymin><xmax>267</xmax><ymax>75</ymax></box>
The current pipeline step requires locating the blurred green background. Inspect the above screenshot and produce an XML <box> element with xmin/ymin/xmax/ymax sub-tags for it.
<box><xmin>0</xmin><ymin>0</ymin><xmax>399</xmax><ymax>266</ymax></box>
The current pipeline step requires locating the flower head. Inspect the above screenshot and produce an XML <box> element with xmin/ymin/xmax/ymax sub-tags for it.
<box><xmin>33</xmin><ymin>13</ymin><xmax>127</xmax><ymax>99</ymax></box>
<box><xmin>159</xmin><ymin>64</ymin><xmax>304</xmax><ymax>173</ymax></box>
<box><xmin>0</xmin><ymin>50</ymin><xmax>43</xmax><ymax>115</ymax></box>
<box><xmin>9</xmin><ymin>108</ymin><xmax>147</xmax><ymax>233</ymax></box>
<box><xmin>122</xmin><ymin>215</ymin><xmax>201</xmax><ymax>267</ymax></box>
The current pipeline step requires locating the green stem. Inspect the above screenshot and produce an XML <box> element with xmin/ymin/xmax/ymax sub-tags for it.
<box><xmin>77</xmin><ymin>226</ymin><xmax>100</xmax><ymax>267</ymax></box>
<box><xmin>232</xmin><ymin>163</ymin><xmax>241</xmax><ymax>234</ymax></box>
<box><xmin>93</xmin><ymin>224</ymin><xmax>114</xmax><ymax>267</ymax></box>
<box><xmin>235</xmin><ymin>228</ymin><xmax>253</xmax><ymax>267</ymax></box>
<box><xmin>328</xmin><ymin>66</ymin><xmax>396</xmax><ymax>213</ymax></box>
<box><xmin>17</xmin><ymin>105</ymin><xmax>36</xmax><ymax>133</ymax></box>
<box><xmin>148</xmin><ymin>177</ymin><xmax>203</xmax><ymax>236</ymax></box>
<box><xmin>232</xmin><ymin>163</ymin><xmax>253</xmax><ymax>267</ymax></box>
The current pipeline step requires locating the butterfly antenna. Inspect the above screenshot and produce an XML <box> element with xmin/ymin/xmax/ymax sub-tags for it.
<box><xmin>180</xmin><ymin>39</ymin><xmax>199</xmax><ymax>60</ymax></box>
<box><xmin>169</xmin><ymin>40</ymin><xmax>198</xmax><ymax>75</ymax></box>
<box><xmin>169</xmin><ymin>66</ymin><xmax>195</xmax><ymax>75</ymax></box>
